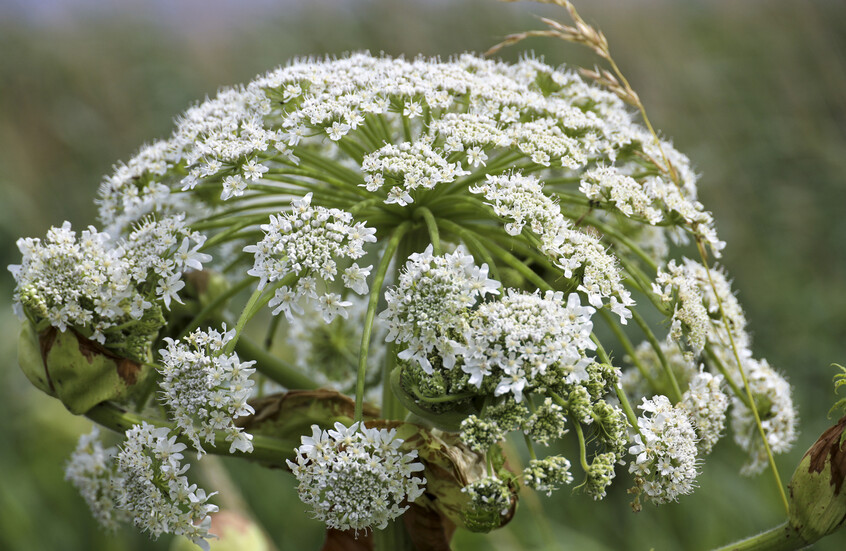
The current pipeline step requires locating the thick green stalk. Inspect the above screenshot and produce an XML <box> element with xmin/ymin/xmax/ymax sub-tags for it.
<box><xmin>711</xmin><ymin>523</ymin><xmax>808</xmax><ymax>551</ymax></box>
<box><xmin>355</xmin><ymin>222</ymin><xmax>412</xmax><ymax>422</ymax></box>
<box><xmin>415</xmin><ymin>206</ymin><xmax>441</xmax><ymax>255</ymax></box>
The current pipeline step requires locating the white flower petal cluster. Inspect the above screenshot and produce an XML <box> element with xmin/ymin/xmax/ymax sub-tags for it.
<box><xmin>95</xmin><ymin>53</ymin><xmax>720</xmax><ymax>260</ymax></box>
<box><xmin>730</xmin><ymin>357</ymin><xmax>798</xmax><ymax>475</ymax></box>
<box><xmin>579</xmin><ymin>166</ymin><xmax>663</xmax><ymax>224</ymax></box>
<box><xmin>362</xmin><ymin>141</ymin><xmax>467</xmax><ymax>206</ymax></box>
<box><xmin>65</xmin><ymin>427</ymin><xmax>128</xmax><ymax>531</ymax></box>
<box><xmin>459</xmin><ymin>289</ymin><xmax>596</xmax><ymax>402</ymax></box>
<box><xmin>158</xmin><ymin>327</ymin><xmax>256</xmax><ymax>456</ymax></box>
<box><xmin>579</xmin><ymin>166</ymin><xmax>724</xmax><ymax>254</ymax></box>
<box><xmin>628</xmin><ymin>395</ymin><xmax>699</xmax><ymax>505</ymax></box>
<box><xmin>681</xmin><ymin>371</ymin><xmax>729</xmax><ymax>454</ymax></box>
<box><xmin>245</xmin><ymin>192</ymin><xmax>375</xmax><ymax>323</ymax></box>
<box><xmin>10</xmin><ymin>215</ymin><xmax>207</xmax><ymax>344</ymax></box>
<box><xmin>122</xmin><ymin>214</ymin><xmax>211</xmax><ymax>310</ymax></box>
<box><xmin>287</xmin><ymin>422</ymin><xmax>426</xmax><ymax>532</ymax></box>
<box><xmin>471</xmin><ymin>173</ymin><xmax>633</xmax><ymax>322</ymax></box>
<box><xmin>381</xmin><ymin>245</ymin><xmax>500</xmax><ymax>373</ymax></box>
<box><xmin>116</xmin><ymin>423</ymin><xmax>218</xmax><ymax>551</ymax></box>
<box><xmin>653</xmin><ymin>258</ymin><xmax>750</xmax><ymax>356</ymax></box>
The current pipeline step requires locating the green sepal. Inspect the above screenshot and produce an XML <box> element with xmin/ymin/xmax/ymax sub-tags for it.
<box><xmin>787</xmin><ymin>415</ymin><xmax>846</xmax><ymax>543</ymax></box>
<box><xmin>17</xmin><ymin>322</ymin><xmax>151</xmax><ymax>415</ymax></box>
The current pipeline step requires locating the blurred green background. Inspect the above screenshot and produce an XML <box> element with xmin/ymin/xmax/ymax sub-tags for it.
<box><xmin>1</xmin><ymin>0</ymin><xmax>844</xmax><ymax>549</ymax></box>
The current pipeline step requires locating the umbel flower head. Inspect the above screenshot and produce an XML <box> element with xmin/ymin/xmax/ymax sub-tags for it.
<box><xmin>14</xmin><ymin>44</ymin><xmax>801</xmax><ymax>542</ymax></box>
<box><xmin>65</xmin><ymin>424</ymin><xmax>218</xmax><ymax>551</ymax></box>
<box><xmin>287</xmin><ymin>422</ymin><xmax>426</xmax><ymax>532</ymax></box>
<box><xmin>158</xmin><ymin>326</ymin><xmax>256</xmax><ymax>456</ymax></box>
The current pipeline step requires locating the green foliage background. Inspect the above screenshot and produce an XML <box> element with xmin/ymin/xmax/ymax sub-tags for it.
<box><xmin>0</xmin><ymin>1</ymin><xmax>844</xmax><ymax>549</ymax></box>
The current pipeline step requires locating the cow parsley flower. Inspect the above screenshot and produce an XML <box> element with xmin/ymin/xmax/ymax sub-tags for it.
<box><xmin>286</xmin><ymin>422</ymin><xmax>426</xmax><ymax>532</ymax></box>
<box><xmin>459</xmin><ymin>289</ymin><xmax>596</xmax><ymax>401</ymax></box>
<box><xmin>730</xmin><ymin>358</ymin><xmax>798</xmax><ymax>475</ymax></box>
<box><xmin>681</xmin><ymin>371</ymin><xmax>729</xmax><ymax>454</ymax></box>
<box><xmin>10</xmin><ymin>215</ymin><xmax>206</xmax><ymax>348</ymax></box>
<box><xmin>471</xmin><ymin>173</ymin><xmax>633</xmax><ymax>322</ymax></box>
<box><xmin>628</xmin><ymin>395</ymin><xmax>699</xmax><ymax>505</ymax></box>
<box><xmin>115</xmin><ymin>423</ymin><xmax>218</xmax><ymax>550</ymax></box>
<box><xmin>245</xmin><ymin>193</ymin><xmax>375</xmax><ymax>322</ymax></box>
<box><xmin>381</xmin><ymin>245</ymin><xmax>500</xmax><ymax>374</ymax></box>
<box><xmin>158</xmin><ymin>327</ymin><xmax>256</xmax><ymax>456</ymax></box>
<box><xmin>653</xmin><ymin>258</ymin><xmax>748</xmax><ymax>355</ymax></box>
<box><xmin>65</xmin><ymin>427</ymin><xmax>128</xmax><ymax>531</ymax></box>
<box><xmin>523</xmin><ymin>456</ymin><xmax>574</xmax><ymax>496</ymax></box>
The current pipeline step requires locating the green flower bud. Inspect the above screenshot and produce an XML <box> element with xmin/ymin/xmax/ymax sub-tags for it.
<box><xmin>525</xmin><ymin>397</ymin><xmax>568</xmax><ymax>446</ymax></box>
<box><xmin>787</xmin><ymin>415</ymin><xmax>846</xmax><ymax>544</ymax></box>
<box><xmin>569</xmin><ymin>386</ymin><xmax>593</xmax><ymax>424</ymax></box>
<box><xmin>461</xmin><ymin>477</ymin><xmax>515</xmax><ymax>533</ymax></box>
<box><xmin>16</xmin><ymin>322</ymin><xmax>150</xmax><ymax>415</ymax></box>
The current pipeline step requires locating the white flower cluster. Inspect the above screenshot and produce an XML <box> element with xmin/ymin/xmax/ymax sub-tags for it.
<box><xmin>459</xmin><ymin>289</ymin><xmax>596</xmax><ymax>402</ymax></box>
<box><xmin>361</xmin><ymin>141</ymin><xmax>467</xmax><ymax>207</ymax></box>
<box><xmin>628</xmin><ymin>395</ymin><xmax>699</xmax><ymax>505</ymax></box>
<box><xmin>246</xmin><ymin>193</ymin><xmax>376</xmax><ymax>323</ymax></box>
<box><xmin>121</xmin><ymin>214</ymin><xmax>212</xmax><ymax>310</ymax></box>
<box><xmin>579</xmin><ymin>166</ymin><xmax>663</xmax><ymax>224</ymax></box>
<box><xmin>64</xmin><ymin>427</ymin><xmax>128</xmax><ymax>531</ymax></box>
<box><xmin>10</xmin><ymin>215</ymin><xmax>208</xmax><ymax>345</ymax></box>
<box><xmin>94</xmin><ymin>53</ymin><xmax>720</xmax><ymax>264</ymax></box>
<box><xmin>158</xmin><ymin>327</ymin><xmax>256</xmax><ymax>457</ymax></box>
<box><xmin>381</xmin><ymin>245</ymin><xmax>500</xmax><ymax>373</ymax></box>
<box><xmin>729</xmin><ymin>357</ymin><xmax>798</xmax><ymax>475</ymax></box>
<box><xmin>653</xmin><ymin>258</ymin><xmax>749</xmax><ymax>355</ymax></box>
<box><xmin>287</xmin><ymin>422</ymin><xmax>426</xmax><ymax>532</ymax></box>
<box><xmin>681</xmin><ymin>371</ymin><xmax>729</xmax><ymax>454</ymax></box>
<box><xmin>579</xmin><ymin>166</ymin><xmax>725</xmax><ymax>254</ymax></box>
<box><xmin>470</xmin><ymin>173</ymin><xmax>633</xmax><ymax>322</ymax></box>
<box><xmin>116</xmin><ymin>423</ymin><xmax>218</xmax><ymax>550</ymax></box>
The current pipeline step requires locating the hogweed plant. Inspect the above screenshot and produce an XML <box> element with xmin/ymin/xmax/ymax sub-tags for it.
<box><xmin>10</xmin><ymin>1</ymin><xmax>846</xmax><ymax>549</ymax></box>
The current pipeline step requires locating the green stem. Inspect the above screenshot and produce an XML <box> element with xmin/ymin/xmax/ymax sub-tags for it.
<box><xmin>415</xmin><ymin>206</ymin><xmax>441</xmax><ymax>255</ymax></box>
<box><xmin>176</xmin><ymin>278</ymin><xmax>253</xmax><ymax>341</ymax></box>
<box><xmin>710</xmin><ymin>522</ymin><xmax>808</xmax><ymax>551</ymax></box>
<box><xmin>223</xmin><ymin>288</ymin><xmax>264</xmax><ymax>355</ymax></box>
<box><xmin>86</xmin><ymin>402</ymin><xmax>296</xmax><ymax>466</ymax></box>
<box><xmin>234</xmin><ymin>336</ymin><xmax>319</xmax><ymax>390</ymax></box>
<box><xmin>355</xmin><ymin>222</ymin><xmax>412</xmax><ymax>422</ymax></box>
<box><xmin>597</xmin><ymin>309</ymin><xmax>659</xmax><ymax>390</ymax></box>
<box><xmin>523</xmin><ymin>433</ymin><xmax>537</xmax><ymax>460</ymax></box>
<box><xmin>630</xmin><ymin>309</ymin><xmax>683</xmax><ymax>403</ymax></box>
<box><xmin>572</xmin><ymin>421</ymin><xmax>590</xmax><ymax>473</ymax></box>
<box><xmin>704</xmin><ymin>344</ymin><xmax>751</xmax><ymax>409</ymax></box>
<box><xmin>696</xmin><ymin>240</ymin><xmax>789</xmax><ymax>515</ymax></box>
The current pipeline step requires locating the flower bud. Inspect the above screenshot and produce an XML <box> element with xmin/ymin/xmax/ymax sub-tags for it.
<box><xmin>17</xmin><ymin>322</ymin><xmax>150</xmax><ymax>415</ymax></box>
<box><xmin>787</xmin><ymin>415</ymin><xmax>846</xmax><ymax>543</ymax></box>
